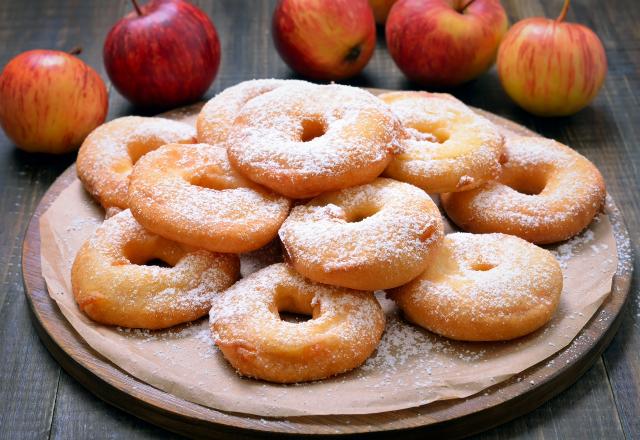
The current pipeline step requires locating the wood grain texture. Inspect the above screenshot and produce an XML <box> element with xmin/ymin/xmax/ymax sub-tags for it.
<box><xmin>0</xmin><ymin>1</ymin><xmax>127</xmax><ymax>439</ymax></box>
<box><xmin>20</xmin><ymin>102</ymin><xmax>632</xmax><ymax>438</ymax></box>
<box><xmin>0</xmin><ymin>0</ymin><xmax>638</xmax><ymax>438</ymax></box>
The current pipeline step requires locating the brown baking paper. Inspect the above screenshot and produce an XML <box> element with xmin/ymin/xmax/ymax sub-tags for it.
<box><xmin>39</xmin><ymin>177</ymin><xmax>618</xmax><ymax>417</ymax></box>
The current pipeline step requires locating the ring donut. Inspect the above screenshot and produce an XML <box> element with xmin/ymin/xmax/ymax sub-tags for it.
<box><xmin>227</xmin><ymin>82</ymin><xmax>402</xmax><ymax>198</ymax></box>
<box><xmin>76</xmin><ymin>116</ymin><xmax>196</xmax><ymax>210</ymax></box>
<box><xmin>128</xmin><ymin>143</ymin><xmax>291</xmax><ymax>253</ymax></box>
<box><xmin>279</xmin><ymin>178</ymin><xmax>444</xmax><ymax>290</ymax></box>
<box><xmin>210</xmin><ymin>263</ymin><xmax>385</xmax><ymax>383</ymax></box>
<box><xmin>196</xmin><ymin>79</ymin><xmax>306</xmax><ymax>144</ymax></box>
<box><xmin>390</xmin><ymin>232</ymin><xmax>563</xmax><ymax>341</ymax></box>
<box><xmin>379</xmin><ymin>91</ymin><xmax>505</xmax><ymax>193</ymax></box>
<box><xmin>71</xmin><ymin>209</ymin><xmax>239</xmax><ymax>329</ymax></box>
<box><xmin>441</xmin><ymin>135</ymin><xmax>606</xmax><ymax>244</ymax></box>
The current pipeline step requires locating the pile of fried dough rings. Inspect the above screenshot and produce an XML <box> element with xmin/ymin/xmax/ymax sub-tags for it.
<box><xmin>71</xmin><ymin>79</ymin><xmax>606</xmax><ymax>383</ymax></box>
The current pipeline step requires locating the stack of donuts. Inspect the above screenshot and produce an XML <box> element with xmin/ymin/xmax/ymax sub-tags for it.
<box><xmin>71</xmin><ymin>79</ymin><xmax>606</xmax><ymax>384</ymax></box>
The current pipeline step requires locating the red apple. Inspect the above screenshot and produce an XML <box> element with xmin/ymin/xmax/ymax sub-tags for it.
<box><xmin>497</xmin><ymin>0</ymin><xmax>607</xmax><ymax>116</ymax></box>
<box><xmin>0</xmin><ymin>49</ymin><xmax>108</xmax><ymax>154</ymax></box>
<box><xmin>386</xmin><ymin>0</ymin><xmax>508</xmax><ymax>86</ymax></box>
<box><xmin>369</xmin><ymin>0</ymin><xmax>399</xmax><ymax>24</ymax></box>
<box><xmin>104</xmin><ymin>0</ymin><xmax>220</xmax><ymax>108</ymax></box>
<box><xmin>272</xmin><ymin>0</ymin><xmax>376</xmax><ymax>81</ymax></box>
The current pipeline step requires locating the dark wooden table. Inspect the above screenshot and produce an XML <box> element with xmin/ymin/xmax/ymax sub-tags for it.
<box><xmin>0</xmin><ymin>0</ymin><xmax>637</xmax><ymax>438</ymax></box>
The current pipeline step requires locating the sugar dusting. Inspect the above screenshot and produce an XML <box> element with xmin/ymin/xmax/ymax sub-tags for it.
<box><xmin>76</xmin><ymin>210</ymin><xmax>237</xmax><ymax>320</ymax></box>
<box><xmin>210</xmin><ymin>264</ymin><xmax>383</xmax><ymax>348</ymax></box>
<box><xmin>197</xmin><ymin>79</ymin><xmax>308</xmax><ymax>144</ymax></box>
<box><xmin>117</xmin><ymin>320</ymin><xmax>219</xmax><ymax>361</ymax></box>
<box><xmin>553</xmin><ymin>227</ymin><xmax>596</xmax><ymax>269</ymax></box>
<box><xmin>380</xmin><ymin>91</ymin><xmax>504</xmax><ymax>190</ymax></box>
<box><xmin>457</xmin><ymin>136</ymin><xmax>606</xmax><ymax>233</ymax></box>
<box><xmin>227</xmin><ymin>83</ymin><xmax>402</xmax><ymax>182</ymax></box>
<box><xmin>76</xmin><ymin>116</ymin><xmax>196</xmax><ymax>208</ymax></box>
<box><xmin>393</xmin><ymin>233</ymin><xmax>562</xmax><ymax>337</ymax></box>
<box><xmin>128</xmin><ymin>143</ymin><xmax>291</xmax><ymax>246</ymax></box>
<box><xmin>279</xmin><ymin>179</ymin><xmax>443</xmax><ymax>273</ymax></box>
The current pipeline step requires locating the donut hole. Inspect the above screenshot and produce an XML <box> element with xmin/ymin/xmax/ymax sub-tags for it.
<box><xmin>503</xmin><ymin>170</ymin><xmax>548</xmax><ymax>196</ymax></box>
<box><xmin>141</xmin><ymin>258</ymin><xmax>173</xmax><ymax>268</ymax></box>
<box><xmin>300</xmin><ymin>118</ymin><xmax>327</xmax><ymax>142</ymax></box>
<box><xmin>127</xmin><ymin>140</ymin><xmax>164</xmax><ymax>166</ymax></box>
<box><xmin>409</xmin><ymin>122</ymin><xmax>450</xmax><ymax>144</ymax></box>
<box><xmin>470</xmin><ymin>262</ymin><xmax>496</xmax><ymax>271</ymax></box>
<box><xmin>273</xmin><ymin>286</ymin><xmax>318</xmax><ymax>324</ymax></box>
<box><xmin>346</xmin><ymin>204</ymin><xmax>379</xmax><ymax>223</ymax></box>
<box><xmin>122</xmin><ymin>239</ymin><xmax>183</xmax><ymax>268</ymax></box>
<box><xmin>278</xmin><ymin>311</ymin><xmax>312</xmax><ymax>323</ymax></box>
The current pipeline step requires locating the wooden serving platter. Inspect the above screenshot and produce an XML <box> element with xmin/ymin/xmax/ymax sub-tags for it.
<box><xmin>22</xmin><ymin>98</ymin><xmax>632</xmax><ymax>438</ymax></box>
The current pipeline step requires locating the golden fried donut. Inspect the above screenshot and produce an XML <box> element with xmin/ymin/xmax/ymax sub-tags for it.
<box><xmin>196</xmin><ymin>79</ymin><xmax>307</xmax><ymax>144</ymax></box>
<box><xmin>441</xmin><ymin>136</ymin><xmax>606</xmax><ymax>244</ymax></box>
<box><xmin>71</xmin><ymin>209</ymin><xmax>239</xmax><ymax>329</ymax></box>
<box><xmin>77</xmin><ymin>116</ymin><xmax>196</xmax><ymax>210</ymax></box>
<box><xmin>128</xmin><ymin>143</ymin><xmax>291</xmax><ymax>253</ymax></box>
<box><xmin>210</xmin><ymin>263</ymin><xmax>385</xmax><ymax>383</ymax></box>
<box><xmin>379</xmin><ymin>91</ymin><xmax>505</xmax><ymax>193</ymax></box>
<box><xmin>279</xmin><ymin>178</ymin><xmax>444</xmax><ymax>290</ymax></box>
<box><xmin>227</xmin><ymin>82</ymin><xmax>402</xmax><ymax>198</ymax></box>
<box><xmin>390</xmin><ymin>232</ymin><xmax>563</xmax><ymax>341</ymax></box>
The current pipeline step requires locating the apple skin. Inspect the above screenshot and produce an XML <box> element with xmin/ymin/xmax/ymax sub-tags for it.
<box><xmin>369</xmin><ymin>0</ymin><xmax>398</xmax><ymax>24</ymax></box>
<box><xmin>0</xmin><ymin>50</ymin><xmax>108</xmax><ymax>154</ymax></box>
<box><xmin>497</xmin><ymin>18</ymin><xmax>607</xmax><ymax>116</ymax></box>
<box><xmin>104</xmin><ymin>0</ymin><xmax>220</xmax><ymax>108</ymax></box>
<box><xmin>272</xmin><ymin>0</ymin><xmax>376</xmax><ymax>81</ymax></box>
<box><xmin>386</xmin><ymin>0</ymin><xmax>508</xmax><ymax>86</ymax></box>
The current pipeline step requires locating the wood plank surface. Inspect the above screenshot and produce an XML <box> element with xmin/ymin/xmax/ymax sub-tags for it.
<box><xmin>0</xmin><ymin>0</ymin><xmax>638</xmax><ymax>438</ymax></box>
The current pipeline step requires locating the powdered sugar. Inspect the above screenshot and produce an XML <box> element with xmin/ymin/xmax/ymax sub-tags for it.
<box><xmin>553</xmin><ymin>228</ymin><xmax>596</xmax><ymax>269</ymax></box>
<box><xmin>444</xmin><ymin>135</ymin><xmax>606</xmax><ymax>242</ymax></box>
<box><xmin>227</xmin><ymin>83</ymin><xmax>402</xmax><ymax>197</ymax></box>
<box><xmin>279</xmin><ymin>178</ymin><xmax>443</xmax><ymax>289</ymax></box>
<box><xmin>209</xmin><ymin>263</ymin><xmax>385</xmax><ymax>380</ymax></box>
<box><xmin>128</xmin><ymin>143</ymin><xmax>291</xmax><ymax>252</ymax></box>
<box><xmin>76</xmin><ymin>116</ymin><xmax>196</xmax><ymax>209</ymax></box>
<box><xmin>392</xmin><ymin>232</ymin><xmax>563</xmax><ymax>340</ymax></box>
<box><xmin>380</xmin><ymin>91</ymin><xmax>504</xmax><ymax>192</ymax></box>
<box><xmin>210</xmin><ymin>264</ymin><xmax>383</xmax><ymax>346</ymax></box>
<box><xmin>197</xmin><ymin>79</ymin><xmax>308</xmax><ymax>144</ymax></box>
<box><xmin>75</xmin><ymin>209</ymin><xmax>238</xmax><ymax>326</ymax></box>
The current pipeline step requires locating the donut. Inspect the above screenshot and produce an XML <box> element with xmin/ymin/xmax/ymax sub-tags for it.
<box><xmin>226</xmin><ymin>82</ymin><xmax>402</xmax><ymax>198</ymax></box>
<box><xmin>71</xmin><ymin>209</ymin><xmax>239</xmax><ymax>329</ymax></box>
<box><xmin>389</xmin><ymin>232</ymin><xmax>563</xmax><ymax>341</ymax></box>
<box><xmin>196</xmin><ymin>79</ymin><xmax>307</xmax><ymax>144</ymax></box>
<box><xmin>441</xmin><ymin>135</ymin><xmax>606</xmax><ymax>244</ymax></box>
<box><xmin>379</xmin><ymin>91</ymin><xmax>505</xmax><ymax>193</ymax></box>
<box><xmin>210</xmin><ymin>263</ymin><xmax>385</xmax><ymax>383</ymax></box>
<box><xmin>279</xmin><ymin>178</ymin><xmax>444</xmax><ymax>290</ymax></box>
<box><xmin>128</xmin><ymin>143</ymin><xmax>291</xmax><ymax>253</ymax></box>
<box><xmin>77</xmin><ymin>116</ymin><xmax>196</xmax><ymax>210</ymax></box>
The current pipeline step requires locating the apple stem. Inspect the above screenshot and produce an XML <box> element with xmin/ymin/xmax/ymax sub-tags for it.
<box><xmin>556</xmin><ymin>0</ymin><xmax>570</xmax><ymax>22</ymax></box>
<box><xmin>131</xmin><ymin>0</ymin><xmax>143</xmax><ymax>16</ymax></box>
<box><xmin>459</xmin><ymin>0</ymin><xmax>477</xmax><ymax>13</ymax></box>
<box><xmin>68</xmin><ymin>47</ymin><xmax>82</xmax><ymax>56</ymax></box>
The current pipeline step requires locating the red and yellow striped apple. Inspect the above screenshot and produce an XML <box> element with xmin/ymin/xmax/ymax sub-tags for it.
<box><xmin>386</xmin><ymin>0</ymin><xmax>508</xmax><ymax>86</ymax></box>
<box><xmin>104</xmin><ymin>0</ymin><xmax>220</xmax><ymax>109</ymax></box>
<box><xmin>0</xmin><ymin>49</ymin><xmax>108</xmax><ymax>154</ymax></box>
<box><xmin>272</xmin><ymin>0</ymin><xmax>376</xmax><ymax>81</ymax></box>
<box><xmin>497</xmin><ymin>0</ymin><xmax>607</xmax><ymax>116</ymax></box>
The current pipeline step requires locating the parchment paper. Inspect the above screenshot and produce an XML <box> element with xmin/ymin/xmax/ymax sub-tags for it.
<box><xmin>39</xmin><ymin>178</ymin><xmax>618</xmax><ymax>416</ymax></box>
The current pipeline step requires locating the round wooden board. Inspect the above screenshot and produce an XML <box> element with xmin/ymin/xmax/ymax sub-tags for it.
<box><xmin>22</xmin><ymin>94</ymin><xmax>633</xmax><ymax>439</ymax></box>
